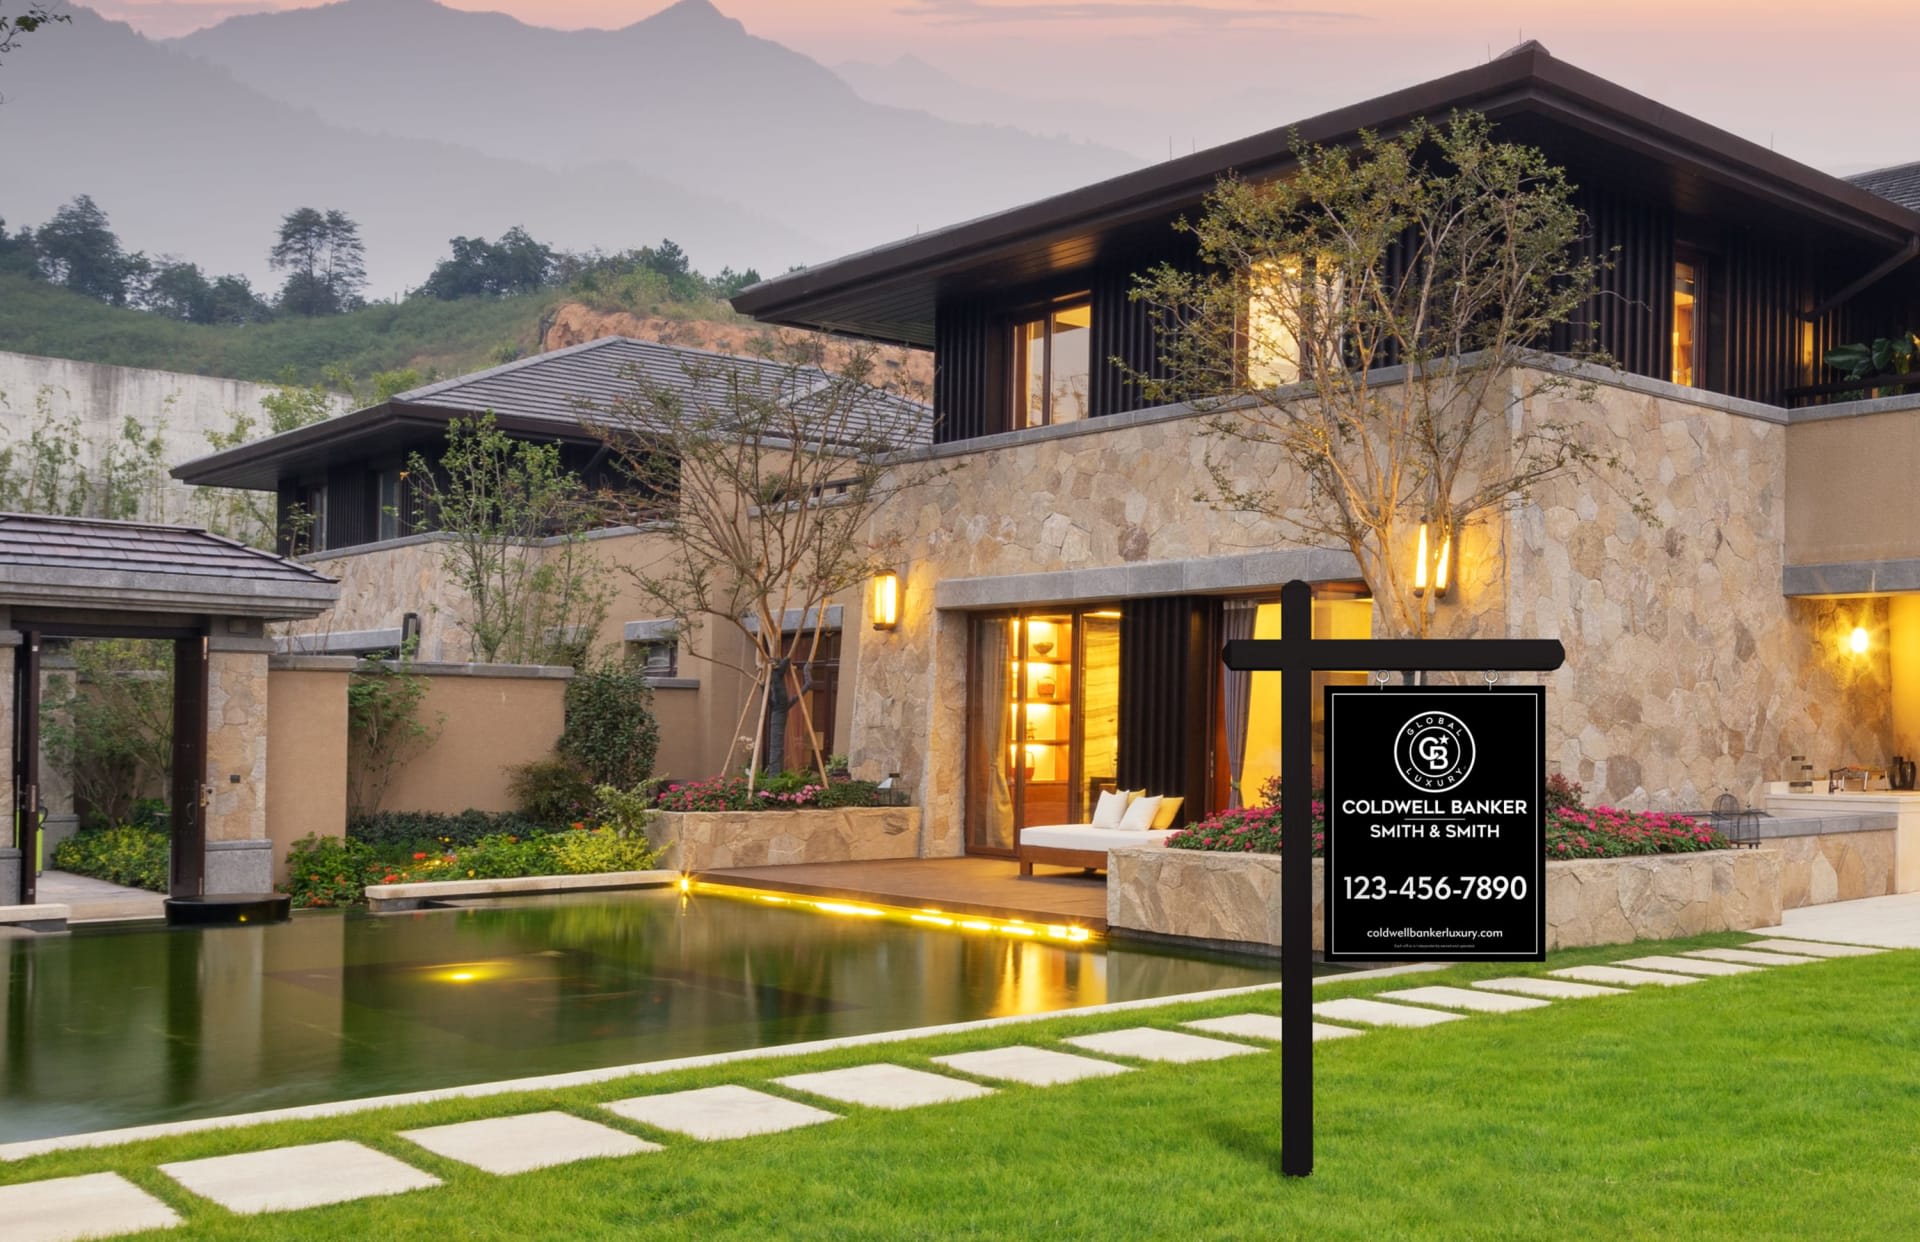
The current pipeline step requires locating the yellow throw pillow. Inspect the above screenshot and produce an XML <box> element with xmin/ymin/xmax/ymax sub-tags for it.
<box><xmin>1151</xmin><ymin>796</ymin><xmax>1185</xmax><ymax>829</ymax></box>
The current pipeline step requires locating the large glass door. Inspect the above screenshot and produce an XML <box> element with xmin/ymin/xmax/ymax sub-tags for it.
<box><xmin>966</xmin><ymin>608</ymin><xmax>1121</xmax><ymax>855</ymax></box>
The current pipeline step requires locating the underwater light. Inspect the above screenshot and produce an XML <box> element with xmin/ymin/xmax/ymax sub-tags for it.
<box><xmin>686</xmin><ymin>882</ymin><xmax>1102</xmax><ymax>944</ymax></box>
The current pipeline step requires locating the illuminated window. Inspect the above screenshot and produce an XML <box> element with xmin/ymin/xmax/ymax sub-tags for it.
<box><xmin>1672</xmin><ymin>259</ymin><xmax>1699</xmax><ymax>387</ymax></box>
<box><xmin>1012</xmin><ymin>301</ymin><xmax>1091</xmax><ymax>428</ymax></box>
<box><xmin>1245</xmin><ymin>258</ymin><xmax>1343</xmax><ymax>389</ymax></box>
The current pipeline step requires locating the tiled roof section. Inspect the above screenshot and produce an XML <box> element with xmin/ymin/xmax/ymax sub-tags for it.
<box><xmin>1848</xmin><ymin>161</ymin><xmax>1920</xmax><ymax>212</ymax></box>
<box><xmin>0</xmin><ymin>513</ymin><xmax>333</xmax><ymax>584</ymax></box>
<box><xmin>393</xmin><ymin>336</ymin><xmax>931</xmax><ymax>447</ymax></box>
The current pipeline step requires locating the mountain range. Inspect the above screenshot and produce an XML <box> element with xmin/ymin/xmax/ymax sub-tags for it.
<box><xmin>0</xmin><ymin>1</ymin><xmax>1140</xmax><ymax>298</ymax></box>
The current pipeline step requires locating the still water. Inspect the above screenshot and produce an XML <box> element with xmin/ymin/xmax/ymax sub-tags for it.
<box><xmin>1</xmin><ymin>889</ymin><xmax>1283</xmax><ymax>1142</ymax></box>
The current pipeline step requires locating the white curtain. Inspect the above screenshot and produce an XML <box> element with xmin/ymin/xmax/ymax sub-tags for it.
<box><xmin>1222</xmin><ymin>600</ymin><xmax>1258</xmax><ymax>808</ymax></box>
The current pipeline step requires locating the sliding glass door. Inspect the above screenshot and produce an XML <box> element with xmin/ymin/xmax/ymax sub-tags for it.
<box><xmin>965</xmin><ymin>608</ymin><xmax>1121</xmax><ymax>855</ymax></box>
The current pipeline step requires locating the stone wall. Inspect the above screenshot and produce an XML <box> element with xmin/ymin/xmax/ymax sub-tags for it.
<box><xmin>1106</xmin><ymin>846</ymin><xmax>1783</xmax><ymax>953</ymax></box>
<box><xmin>204</xmin><ymin>641</ymin><xmax>274</xmax><ymax>893</ymax></box>
<box><xmin>1766</xmin><ymin>831</ymin><xmax>1895</xmax><ymax>908</ymax></box>
<box><xmin>654</xmin><ymin>806</ymin><xmax>921</xmax><ymax>871</ymax></box>
<box><xmin>849</xmin><ymin>368</ymin><xmax>1894</xmax><ymax>855</ymax></box>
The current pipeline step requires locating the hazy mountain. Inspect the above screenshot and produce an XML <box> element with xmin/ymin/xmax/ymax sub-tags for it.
<box><xmin>0</xmin><ymin>8</ymin><xmax>815</xmax><ymax>296</ymax></box>
<box><xmin>836</xmin><ymin>54</ymin><xmax>1175</xmax><ymax>163</ymax></box>
<box><xmin>170</xmin><ymin>0</ymin><xmax>1139</xmax><ymax>265</ymax></box>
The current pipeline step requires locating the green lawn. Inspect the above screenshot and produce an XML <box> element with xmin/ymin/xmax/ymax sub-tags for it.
<box><xmin>4</xmin><ymin>932</ymin><xmax>1916</xmax><ymax>1240</ymax></box>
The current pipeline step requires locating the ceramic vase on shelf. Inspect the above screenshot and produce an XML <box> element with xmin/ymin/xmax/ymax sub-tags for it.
<box><xmin>1035</xmin><ymin>671</ymin><xmax>1056</xmax><ymax>700</ymax></box>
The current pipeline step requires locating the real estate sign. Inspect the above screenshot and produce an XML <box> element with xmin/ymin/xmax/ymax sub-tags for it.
<box><xmin>1323</xmin><ymin>685</ymin><xmax>1546</xmax><ymax>962</ymax></box>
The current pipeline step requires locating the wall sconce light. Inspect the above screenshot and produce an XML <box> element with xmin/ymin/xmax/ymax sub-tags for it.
<box><xmin>1412</xmin><ymin>516</ymin><xmax>1451</xmax><ymax>599</ymax></box>
<box><xmin>871</xmin><ymin>572</ymin><xmax>900</xmax><ymax>631</ymax></box>
<box><xmin>1849</xmin><ymin>625</ymin><xmax>1869</xmax><ymax>655</ymax></box>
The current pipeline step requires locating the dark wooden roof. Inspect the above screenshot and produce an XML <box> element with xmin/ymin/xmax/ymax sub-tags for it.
<box><xmin>0</xmin><ymin>513</ymin><xmax>338</xmax><ymax>618</ymax></box>
<box><xmin>1852</xmin><ymin>162</ymin><xmax>1920</xmax><ymax>213</ymax></box>
<box><xmin>174</xmin><ymin>336</ymin><xmax>931</xmax><ymax>491</ymax></box>
<box><xmin>733</xmin><ymin>43</ymin><xmax>1920</xmax><ymax>348</ymax></box>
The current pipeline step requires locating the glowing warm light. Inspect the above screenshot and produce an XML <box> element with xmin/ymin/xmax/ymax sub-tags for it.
<box><xmin>816</xmin><ymin>901</ymin><xmax>886</xmax><ymax>918</ymax></box>
<box><xmin>912</xmin><ymin>913</ymin><xmax>955</xmax><ymax>927</ymax></box>
<box><xmin>1434</xmin><ymin>529</ymin><xmax>1451</xmax><ymax>598</ymax></box>
<box><xmin>1850</xmin><ymin>626</ymin><xmax>1870</xmax><ymax>654</ymax></box>
<box><xmin>679</xmin><ymin>876</ymin><xmax>692</xmax><ymax>894</ymax></box>
<box><xmin>686</xmin><ymin>882</ymin><xmax>1101</xmax><ymax>943</ymax></box>
<box><xmin>871</xmin><ymin>572</ymin><xmax>900</xmax><ymax>630</ymax></box>
<box><xmin>961</xmin><ymin>920</ymin><xmax>995</xmax><ymax>932</ymax></box>
<box><xmin>1413</xmin><ymin>517</ymin><xmax>1430</xmax><ymax>595</ymax></box>
<box><xmin>431</xmin><ymin>961</ymin><xmax>506</xmax><ymax>984</ymax></box>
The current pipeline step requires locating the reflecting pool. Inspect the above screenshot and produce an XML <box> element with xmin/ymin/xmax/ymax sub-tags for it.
<box><xmin>1</xmin><ymin>889</ymin><xmax>1286</xmax><ymax>1142</ymax></box>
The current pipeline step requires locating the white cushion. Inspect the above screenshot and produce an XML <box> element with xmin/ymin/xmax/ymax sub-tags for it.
<box><xmin>1020</xmin><ymin>824</ymin><xmax>1176</xmax><ymax>852</ymax></box>
<box><xmin>1089</xmin><ymin>789</ymin><xmax>1131</xmax><ymax>827</ymax></box>
<box><xmin>1119</xmin><ymin>795</ymin><xmax>1164</xmax><ymax>830</ymax></box>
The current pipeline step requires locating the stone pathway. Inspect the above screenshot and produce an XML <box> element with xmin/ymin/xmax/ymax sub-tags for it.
<box><xmin>1753</xmin><ymin>892</ymin><xmax>1920</xmax><ymax>949</ymax></box>
<box><xmin>398</xmin><ymin>1111</ymin><xmax>659</xmax><ymax>1175</ymax></box>
<box><xmin>0</xmin><ymin>933</ymin><xmax>1890</xmax><ymax>1238</ymax></box>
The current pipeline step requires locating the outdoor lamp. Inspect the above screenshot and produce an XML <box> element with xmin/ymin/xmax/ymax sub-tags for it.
<box><xmin>1850</xmin><ymin>626</ymin><xmax>1869</xmax><ymax>655</ymax></box>
<box><xmin>871</xmin><ymin>572</ymin><xmax>901</xmax><ymax>631</ymax></box>
<box><xmin>1412</xmin><ymin>517</ymin><xmax>1451</xmax><ymax>598</ymax></box>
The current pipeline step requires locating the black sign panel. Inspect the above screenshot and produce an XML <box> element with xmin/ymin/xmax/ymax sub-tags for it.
<box><xmin>1322</xmin><ymin>686</ymin><xmax>1546</xmax><ymax>962</ymax></box>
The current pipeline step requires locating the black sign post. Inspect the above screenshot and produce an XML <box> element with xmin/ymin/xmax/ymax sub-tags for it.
<box><xmin>1222</xmin><ymin>579</ymin><xmax>1565</xmax><ymax>1178</ymax></box>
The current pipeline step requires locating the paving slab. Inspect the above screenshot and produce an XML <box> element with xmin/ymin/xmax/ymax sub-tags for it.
<box><xmin>932</xmin><ymin>1046</ymin><xmax>1132</xmax><ymax>1086</ymax></box>
<box><xmin>1312</xmin><ymin>997</ymin><xmax>1467</xmax><ymax>1027</ymax></box>
<box><xmin>1683</xmin><ymin>947</ymin><xmax>1823</xmax><ymax>967</ymax></box>
<box><xmin>398</xmin><ymin>1110</ymin><xmax>660</xmax><ymax>1174</ymax></box>
<box><xmin>772</xmin><ymin>1064</ymin><xmax>996</xmax><ymax>1110</ymax></box>
<box><xmin>1550</xmin><ymin>965</ymin><xmax>1699</xmax><ymax>987</ymax></box>
<box><xmin>1614</xmin><ymin>954</ymin><xmax>1763</xmax><ymax>977</ymax></box>
<box><xmin>1062</xmin><ymin>1027</ymin><xmax>1261</xmax><ymax>1063</ymax></box>
<box><xmin>1743</xmin><ymin>938</ymin><xmax>1885</xmax><ymax>958</ymax></box>
<box><xmin>1375</xmin><ymin>985</ymin><xmax>1551</xmax><ymax>1013</ymax></box>
<box><xmin>1182</xmin><ymin>1014</ymin><xmax>1365</xmax><ymax>1042</ymax></box>
<box><xmin>1473</xmin><ymin>976</ymin><xmax>1628</xmax><ymax>1000</ymax></box>
<box><xmin>1752</xmin><ymin>892</ymin><xmax>1920</xmax><ymax>949</ymax></box>
<box><xmin>158</xmin><ymin>1140</ymin><xmax>439</xmax><ymax>1214</ymax></box>
<box><xmin>604</xmin><ymin>1085</ymin><xmax>839</xmax><ymax>1140</ymax></box>
<box><xmin>0</xmin><ymin>1171</ymin><xmax>181</xmax><ymax>1242</ymax></box>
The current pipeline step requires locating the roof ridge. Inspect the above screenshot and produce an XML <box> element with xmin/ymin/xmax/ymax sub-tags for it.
<box><xmin>0</xmin><ymin>511</ymin><xmax>211</xmax><ymax>535</ymax></box>
<box><xmin>390</xmin><ymin>335</ymin><xmax>630</xmax><ymax>404</ymax></box>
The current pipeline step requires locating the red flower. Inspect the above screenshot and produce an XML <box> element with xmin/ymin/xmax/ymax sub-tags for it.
<box><xmin>412</xmin><ymin>852</ymin><xmax>428</xmax><ymax>861</ymax></box>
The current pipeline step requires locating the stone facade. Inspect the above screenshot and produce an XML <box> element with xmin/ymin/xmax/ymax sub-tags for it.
<box><xmin>1767</xmin><ymin>831</ymin><xmax>1896</xmax><ymax>908</ymax></box>
<box><xmin>1106</xmin><ymin>846</ymin><xmax>1782</xmax><ymax>953</ymax></box>
<box><xmin>848</xmin><ymin>369</ymin><xmax>1894</xmax><ymax>855</ymax></box>
<box><xmin>651</xmin><ymin>807</ymin><xmax>921</xmax><ymax>871</ymax></box>
<box><xmin>204</xmin><ymin>645</ymin><xmax>270</xmax><ymax>845</ymax></box>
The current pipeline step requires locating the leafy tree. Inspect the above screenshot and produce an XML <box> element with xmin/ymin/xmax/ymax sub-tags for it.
<box><xmin>593</xmin><ymin>342</ymin><xmax>946</xmax><ymax>785</ymax></box>
<box><xmin>406</xmin><ymin>414</ymin><xmax>612</xmax><ymax>665</ymax></box>
<box><xmin>346</xmin><ymin>650</ymin><xmax>443</xmax><ymax>817</ymax></box>
<box><xmin>1132</xmin><ymin>112</ymin><xmax>1647</xmax><ymax>641</ymax></box>
<box><xmin>0</xmin><ymin>215</ymin><xmax>38</xmax><ymax>276</ymax></box>
<box><xmin>142</xmin><ymin>260</ymin><xmax>273</xmax><ymax>325</ymax></box>
<box><xmin>270</xmin><ymin>206</ymin><xmax>367</xmax><ymax>316</ymax></box>
<box><xmin>559</xmin><ymin>658</ymin><xmax>660</xmax><ymax>790</ymax></box>
<box><xmin>36</xmin><ymin>195</ymin><xmax>138</xmax><ymax>305</ymax></box>
<box><xmin>421</xmin><ymin>226</ymin><xmax>554</xmax><ymax>300</ymax></box>
<box><xmin>0</xmin><ymin>6</ymin><xmax>68</xmax><ymax>65</ymax></box>
<box><xmin>41</xmin><ymin>639</ymin><xmax>174</xmax><ymax>831</ymax></box>
<box><xmin>710</xmin><ymin>265</ymin><xmax>762</xmax><ymax>298</ymax></box>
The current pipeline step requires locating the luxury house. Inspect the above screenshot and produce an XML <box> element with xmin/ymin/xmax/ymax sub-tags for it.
<box><xmin>178</xmin><ymin>43</ymin><xmax>1920</xmax><ymax>870</ymax></box>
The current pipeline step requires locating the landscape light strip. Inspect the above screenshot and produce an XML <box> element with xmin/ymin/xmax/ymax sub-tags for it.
<box><xmin>688</xmin><ymin>880</ymin><xmax>1098</xmax><ymax>943</ymax></box>
<box><xmin>0</xmin><ymin>961</ymin><xmax>1443</xmax><ymax>1162</ymax></box>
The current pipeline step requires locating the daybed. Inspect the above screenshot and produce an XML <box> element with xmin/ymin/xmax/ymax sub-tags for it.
<box><xmin>1017</xmin><ymin>823</ymin><xmax>1176</xmax><ymax>874</ymax></box>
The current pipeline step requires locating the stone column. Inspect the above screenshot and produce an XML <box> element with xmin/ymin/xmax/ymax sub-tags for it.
<box><xmin>0</xmin><ymin>619</ymin><xmax>17</xmax><ymax>904</ymax></box>
<box><xmin>203</xmin><ymin>627</ymin><xmax>276</xmax><ymax>893</ymax></box>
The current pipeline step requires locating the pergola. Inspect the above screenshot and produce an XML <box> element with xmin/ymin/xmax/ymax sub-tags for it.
<box><xmin>1</xmin><ymin>514</ymin><xmax>338</xmax><ymax>913</ymax></box>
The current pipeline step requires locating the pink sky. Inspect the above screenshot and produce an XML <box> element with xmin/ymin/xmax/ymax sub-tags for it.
<box><xmin>93</xmin><ymin>0</ymin><xmax>1916</xmax><ymax>173</ymax></box>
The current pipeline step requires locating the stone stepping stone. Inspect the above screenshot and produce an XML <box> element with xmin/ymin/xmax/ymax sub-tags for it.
<box><xmin>1375</xmin><ymin>985</ymin><xmax>1551</xmax><ymax>1014</ymax></box>
<box><xmin>399</xmin><ymin>1110</ymin><xmax>660</xmax><ymax>1175</ymax></box>
<box><xmin>604</xmin><ymin>1084</ymin><xmax>838</xmax><ymax>1141</ymax></box>
<box><xmin>1473</xmin><ymin>977</ymin><xmax>1627</xmax><ymax>1000</ymax></box>
<box><xmin>1615</xmin><ymin>954</ymin><xmax>1762</xmax><ymax>977</ymax></box>
<box><xmin>1550</xmin><ymin>965</ymin><xmax>1699</xmax><ymax>987</ymax></box>
<box><xmin>772</xmin><ymin>1064</ymin><xmax>996</xmax><ymax>1110</ymax></box>
<box><xmin>0</xmin><ymin>1171</ymin><xmax>181</xmax><ymax>1242</ymax></box>
<box><xmin>1183</xmin><ymin>1014</ymin><xmax>1364</xmax><ymax>1043</ymax></box>
<box><xmin>1063</xmin><ymin>1027</ymin><xmax>1261</xmax><ymax>1063</ymax></box>
<box><xmin>1744</xmin><ymin>938</ymin><xmax>1884</xmax><ymax>958</ymax></box>
<box><xmin>1312</xmin><ymin>998</ymin><xmax>1466</xmax><ymax>1028</ymax></box>
<box><xmin>1684</xmin><ymin>947</ymin><xmax>1823</xmax><ymax>967</ymax></box>
<box><xmin>932</xmin><ymin>1046</ymin><xmax>1131</xmax><ymax>1086</ymax></box>
<box><xmin>159</xmin><ymin>1140</ymin><xmax>439</xmax><ymax>1215</ymax></box>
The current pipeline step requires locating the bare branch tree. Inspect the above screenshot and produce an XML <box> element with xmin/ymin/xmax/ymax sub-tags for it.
<box><xmin>589</xmin><ymin>342</ymin><xmax>951</xmax><ymax>787</ymax></box>
<box><xmin>1133</xmin><ymin>111</ymin><xmax>1650</xmax><ymax>639</ymax></box>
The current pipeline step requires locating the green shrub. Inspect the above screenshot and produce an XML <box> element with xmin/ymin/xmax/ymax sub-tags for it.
<box><xmin>560</xmin><ymin>659</ymin><xmax>660</xmax><ymax>788</ymax></box>
<box><xmin>282</xmin><ymin>834</ymin><xmax>388</xmax><ymax>908</ymax></box>
<box><xmin>448</xmin><ymin>833</ymin><xmax>555</xmax><ymax>879</ymax></box>
<box><xmin>347</xmin><ymin>809</ymin><xmax>543</xmax><ymax>851</ymax></box>
<box><xmin>52</xmin><ymin>823</ymin><xmax>171</xmax><ymax>892</ymax></box>
<box><xmin>505</xmin><ymin>757</ymin><xmax>598</xmax><ymax>829</ymax></box>
<box><xmin>545</xmin><ymin>826</ymin><xmax>661</xmax><ymax>874</ymax></box>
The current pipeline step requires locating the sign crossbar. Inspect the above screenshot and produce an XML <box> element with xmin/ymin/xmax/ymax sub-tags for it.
<box><xmin>1221</xmin><ymin>580</ymin><xmax>1566</xmax><ymax>1178</ymax></box>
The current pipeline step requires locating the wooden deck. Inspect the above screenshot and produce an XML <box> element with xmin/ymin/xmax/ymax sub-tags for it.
<box><xmin>696</xmin><ymin>857</ymin><xmax>1109</xmax><ymax>931</ymax></box>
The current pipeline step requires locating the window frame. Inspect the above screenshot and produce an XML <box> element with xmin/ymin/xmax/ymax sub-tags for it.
<box><xmin>1006</xmin><ymin>293</ymin><xmax>1093</xmax><ymax>431</ymax></box>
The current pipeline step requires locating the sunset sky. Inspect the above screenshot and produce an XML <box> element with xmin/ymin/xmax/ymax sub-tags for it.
<box><xmin>91</xmin><ymin>0</ymin><xmax>1917</xmax><ymax>173</ymax></box>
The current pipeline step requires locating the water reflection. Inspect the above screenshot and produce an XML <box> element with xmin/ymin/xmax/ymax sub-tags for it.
<box><xmin>0</xmin><ymin>890</ymin><xmax>1280</xmax><ymax>1142</ymax></box>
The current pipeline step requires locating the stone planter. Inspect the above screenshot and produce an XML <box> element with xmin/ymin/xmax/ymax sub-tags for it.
<box><xmin>1107</xmin><ymin>846</ymin><xmax>1782</xmax><ymax>953</ymax></box>
<box><xmin>650</xmin><ymin>806</ymin><xmax>922</xmax><ymax>871</ymax></box>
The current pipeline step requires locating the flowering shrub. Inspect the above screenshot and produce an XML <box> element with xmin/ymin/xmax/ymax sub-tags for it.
<box><xmin>1168</xmin><ymin>781</ymin><xmax>1727</xmax><ymax>860</ymax></box>
<box><xmin>281</xmin><ymin>822</ymin><xmax>663</xmax><ymax>908</ymax></box>
<box><xmin>654</xmin><ymin>772</ymin><xmax>885</xmax><ymax>813</ymax></box>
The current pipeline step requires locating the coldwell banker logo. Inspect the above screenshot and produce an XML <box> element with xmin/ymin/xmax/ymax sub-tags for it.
<box><xmin>1394</xmin><ymin>711</ymin><xmax>1476</xmax><ymax>792</ymax></box>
